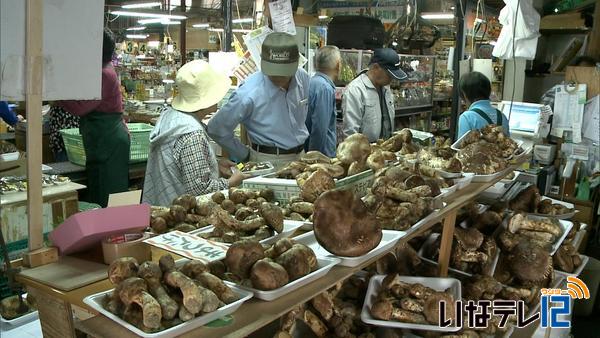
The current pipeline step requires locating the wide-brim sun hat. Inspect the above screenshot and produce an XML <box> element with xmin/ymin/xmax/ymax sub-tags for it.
<box><xmin>261</xmin><ymin>32</ymin><xmax>299</xmax><ymax>77</ymax></box>
<box><xmin>172</xmin><ymin>60</ymin><xmax>231</xmax><ymax>113</ymax></box>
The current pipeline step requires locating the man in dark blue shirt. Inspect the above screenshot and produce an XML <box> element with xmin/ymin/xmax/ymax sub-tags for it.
<box><xmin>305</xmin><ymin>46</ymin><xmax>341</xmax><ymax>157</ymax></box>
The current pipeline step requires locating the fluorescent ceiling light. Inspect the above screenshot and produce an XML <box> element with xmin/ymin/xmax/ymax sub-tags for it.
<box><xmin>139</xmin><ymin>18</ymin><xmax>181</xmax><ymax>25</ymax></box>
<box><xmin>110</xmin><ymin>10</ymin><xmax>187</xmax><ymax>20</ymax></box>
<box><xmin>126</xmin><ymin>34</ymin><xmax>149</xmax><ymax>39</ymax></box>
<box><xmin>318</xmin><ymin>15</ymin><xmax>328</xmax><ymax>19</ymax></box>
<box><xmin>122</xmin><ymin>2</ymin><xmax>161</xmax><ymax>9</ymax></box>
<box><xmin>193</xmin><ymin>23</ymin><xmax>210</xmax><ymax>28</ymax></box>
<box><xmin>126</xmin><ymin>26</ymin><xmax>146</xmax><ymax>31</ymax></box>
<box><xmin>208</xmin><ymin>28</ymin><xmax>252</xmax><ymax>33</ymax></box>
<box><xmin>421</xmin><ymin>13</ymin><xmax>454</xmax><ymax>20</ymax></box>
<box><xmin>232</xmin><ymin>18</ymin><xmax>253</xmax><ymax>23</ymax></box>
<box><xmin>138</xmin><ymin>18</ymin><xmax>162</xmax><ymax>24</ymax></box>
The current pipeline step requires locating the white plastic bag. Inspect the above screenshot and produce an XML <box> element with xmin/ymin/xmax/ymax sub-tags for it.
<box><xmin>492</xmin><ymin>0</ymin><xmax>541</xmax><ymax>60</ymax></box>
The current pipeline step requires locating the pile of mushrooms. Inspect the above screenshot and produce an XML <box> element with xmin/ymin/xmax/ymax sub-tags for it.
<box><xmin>275</xmin><ymin>274</ymin><xmax>374</xmax><ymax>338</ymax></box>
<box><xmin>222</xmin><ymin>238</ymin><xmax>318</xmax><ymax>291</ymax></box>
<box><xmin>194</xmin><ymin>188</ymin><xmax>284</xmax><ymax>243</ymax></box>
<box><xmin>370</xmin><ymin>274</ymin><xmax>455</xmax><ymax>326</ymax></box>
<box><xmin>150</xmin><ymin>194</ymin><xmax>212</xmax><ymax>233</ymax></box>
<box><xmin>363</xmin><ymin>165</ymin><xmax>437</xmax><ymax>231</ymax></box>
<box><xmin>103</xmin><ymin>255</ymin><xmax>237</xmax><ymax>332</ymax></box>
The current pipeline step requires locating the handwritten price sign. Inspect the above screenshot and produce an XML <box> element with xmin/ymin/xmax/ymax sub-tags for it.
<box><xmin>144</xmin><ymin>231</ymin><xmax>228</xmax><ymax>263</ymax></box>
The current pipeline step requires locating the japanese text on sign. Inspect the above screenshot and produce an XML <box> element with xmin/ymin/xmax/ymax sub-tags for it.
<box><xmin>144</xmin><ymin>230</ymin><xmax>228</xmax><ymax>263</ymax></box>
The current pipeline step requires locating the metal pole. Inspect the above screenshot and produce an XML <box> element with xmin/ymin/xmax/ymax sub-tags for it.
<box><xmin>181</xmin><ymin>0</ymin><xmax>187</xmax><ymax>64</ymax></box>
<box><xmin>223</xmin><ymin>0</ymin><xmax>233</xmax><ymax>52</ymax></box>
<box><xmin>450</xmin><ymin>0</ymin><xmax>466</xmax><ymax>141</ymax></box>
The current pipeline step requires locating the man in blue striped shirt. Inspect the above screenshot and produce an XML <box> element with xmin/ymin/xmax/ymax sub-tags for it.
<box><xmin>208</xmin><ymin>32</ymin><xmax>310</xmax><ymax>168</ymax></box>
<box><xmin>304</xmin><ymin>46</ymin><xmax>341</xmax><ymax>157</ymax></box>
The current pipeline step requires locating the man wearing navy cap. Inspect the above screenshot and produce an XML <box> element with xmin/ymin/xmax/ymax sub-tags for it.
<box><xmin>342</xmin><ymin>48</ymin><xmax>407</xmax><ymax>142</ymax></box>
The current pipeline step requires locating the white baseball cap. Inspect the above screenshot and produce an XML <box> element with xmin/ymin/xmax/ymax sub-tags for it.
<box><xmin>171</xmin><ymin>60</ymin><xmax>231</xmax><ymax>113</ymax></box>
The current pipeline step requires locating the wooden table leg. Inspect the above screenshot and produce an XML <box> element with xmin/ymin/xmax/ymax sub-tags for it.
<box><xmin>28</xmin><ymin>287</ymin><xmax>76</xmax><ymax>338</ymax></box>
<box><xmin>438</xmin><ymin>210</ymin><xmax>457</xmax><ymax>277</ymax></box>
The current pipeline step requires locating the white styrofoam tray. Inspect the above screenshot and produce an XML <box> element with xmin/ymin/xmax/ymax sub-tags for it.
<box><xmin>361</xmin><ymin>275</ymin><xmax>462</xmax><ymax>332</ymax></box>
<box><xmin>237</xmin><ymin>161</ymin><xmax>276</xmax><ymax>177</ymax></box>
<box><xmin>527</xmin><ymin>197</ymin><xmax>577</xmax><ymax>220</ymax></box>
<box><xmin>470</xmin><ymin>167</ymin><xmax>515</xmax><ymax>183</ymax></box>
<box><xmin>501</xmin><ymin>215</ymin><xmax>573</xmax><ymax>256</ymax></box>
<box><xmin>453</xmin><ymin>173</ymin><xmax>475</xmax><ymax>190</ymax></box>
<box><xmin>231</xmin><ymin>257</ymin><xmax>340</xmax><ymax>301</ymax></box>
<box><xmin>83</xmin><ymin>287</ymin><xmax>253</xmax><ymax>338</ymax></box>
<box><xmin>293</xmin><ymin>230</ymin><xmax>405</xmax><ymax>267</ymax></box>
<box><xmin>189</xmin><ymin>220</ymin><xmax>303</xmax><ymax>246</ymax></box>
<box><xmin>0</xmin><ymin>294</ymin><xmax>38</xmax><ymax>327</ymax></box>
<box><xmin>451</xmin><ymin>131</ymin><xmax>524</xmax><ymax>156</ymax></box>
<box><xmin>418</xmin><ymin>233</ymin><xmax>500</xmax><ymax>277</ymax></box>
<box><xmin>555</xmin><ymin>254</ymin><xmax>589</xmax><ymax>277</ymax></box>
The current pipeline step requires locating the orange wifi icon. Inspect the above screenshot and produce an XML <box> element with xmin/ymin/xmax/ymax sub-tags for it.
<box><xmin>566</xmin><ymin>276</ymin><xmax>590</xmax><ymax>299</ymax></box>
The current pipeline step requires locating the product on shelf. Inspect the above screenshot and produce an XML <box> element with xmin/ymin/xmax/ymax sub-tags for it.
<box><xmin>103</xmin><ymin>256</ymin><xmax>238</xmax><ymax>333</ymax></box>
<box><xmin>195</xmin><ymin>188</ymin><xmax>284</xmax><ymax>243</ymax></box>
<box><xmin>455</xmin><ymin>125</ymin><xmax>521</xmax><ymax>175</ymax></box>
<box><xmin>277</xmin><ymin>274</ymin><xmax>373</xmax><ymax>337</ymax></box>
<box><xmin>495</xmin><ymin>238</ymin><xmax>553</xmax><ymax>289</ymax></box>
<box><xmin>403</xmin><ymin>138</ymin><xmax>463</xmax><ymax>173</ymax></box>
<box><xmin>223</xmin><ymin>238</ymin><xmax>318</xmax><ymax>291</ymax></box>
<box><xmin>423</xmin><ymin>227</ymin><xmax>498</xmax><ymax>275</ymax></box>
<box><xmin>553</xmin><ymin>243</ymin><xmax>583</xmax><ymax>273</ymax></box>
<box><xmin>369</xmin><ymin>274</ymin><xmax>455</xmax><ymax>326</ymax></box>
<box><xmin>0</xmin><ymin>174</ymin><xmax>70</xmax><ymax>194</ymax></box>
<box><xmin>150</xmin><ymin>194</ymin><xmax>211</xmax><ymax>234</ymax></box>
<box><xmin>509</xmin><ymin>185</ymin><xmax>574</xmax><ymax>215</ymax></box>
<box><xmin>363</xmin><ymin>165</ymin><xmax>438</xmax><ymax>231</ymax></box>
<box><xmin>507</xmin><ymin>213</ymin><xmax>563</xmax><ymax>250</ymax></box>
<box><xmin>313</xmin><ymin>189</ymin><xmax>382</xmax><ymax>257</ymax></box>
<box><xmin>0</xmin><ymin>294</ymin><xmax>37</xmax><ymax>320</ymax></box>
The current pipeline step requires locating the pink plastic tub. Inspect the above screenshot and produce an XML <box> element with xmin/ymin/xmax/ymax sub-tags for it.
<box><xmin>49</xmin><ymin>204</ymin><xmax>150</xmax><ymax>255</ymax></box>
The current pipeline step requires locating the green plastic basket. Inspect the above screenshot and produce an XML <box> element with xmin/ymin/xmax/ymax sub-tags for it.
<box><xmin>60</xmin><ymin>123</ymin><xmax>153</xmax><ymax>166</ymax></box>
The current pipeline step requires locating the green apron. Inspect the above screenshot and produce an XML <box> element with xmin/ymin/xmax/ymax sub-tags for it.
<box><xmin>79</xmin><ymin>111</ymin><xmax>130</xmax><ymax>207</ymax></box>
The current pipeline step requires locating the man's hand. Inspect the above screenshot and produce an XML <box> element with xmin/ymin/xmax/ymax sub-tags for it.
<box><xmin>218</xmin><ymin>159</ymin><xmax>236</xmax><ymax>178</ymax></box>
<box><xmin>228</xmin><ymin>171</ymin><xmax>250</xmax><ymax>187</ymax></box>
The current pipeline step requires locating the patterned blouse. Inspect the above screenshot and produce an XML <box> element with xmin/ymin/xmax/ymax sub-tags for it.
<box><xmin>49</xmin><ymin>106</ymin><xmax>80</xmax><ymax>155</ymax></box>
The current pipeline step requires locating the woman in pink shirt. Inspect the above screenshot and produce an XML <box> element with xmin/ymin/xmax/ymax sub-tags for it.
<box><xmin>58</xmin><ymin>28</ymin><xmax>130</xmax><ymax>207</ymax></box>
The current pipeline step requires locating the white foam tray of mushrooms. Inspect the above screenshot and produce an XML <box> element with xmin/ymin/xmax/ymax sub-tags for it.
<box><xmin>507</xmin><ymin>185</ymin><xmax>578</xmax><ymax>220</ymax></box>
<box><xmin>294</xmin><ymin>230</ymin><xmax>405</xmax><ymax>268</ymax></box>
<box><xmin>361</xmin><ymin>274</ymin><xmax>462</xmax><ymax>332</ymax></box>
<box><xmin>450</xmin><ymin>125</ymin><xmax>526</xmax><ymax>181</ymax></box>
<box><xmin>84</xmin><ymin>256</ymin><xmax>253</xmax><ymax>338</ymax></box>
<box><xmin>418</xmin><ymin>230</ymin><xmax>500</xmax><ymax>278</ymax></box>
<box><xmin>498</xmin><ymin>213</ymin><xmax>573</xmax><ymax>256</ymax></box>
<box><xmin>177</xmin><ymin>188</ymin><xmax>301</xmax><ymax>245</ymax></box>
<box><xmin>219</xmin><ymin>239</ymin><xmax>341</xmax><ymax>301</ymax></box>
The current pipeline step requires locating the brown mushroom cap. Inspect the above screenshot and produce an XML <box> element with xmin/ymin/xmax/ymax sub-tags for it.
<box><xmin>108</xmin><ymin>257</ymin><xmax>139</xmax><ymax>285</ymax></box>
<box><xmin>313</xmin><ymin>190</ymin><xmax>382</xmax><ymax>257</ymax></box>
<box><xmin>224</xmin><ymin>240</ymin><xmax>265</xmax><ymax>278</ymax></box>
<box><xmin>250</xmin><ymin>258</ymin><xmax>289</xmax><ymax>290</ymax></box>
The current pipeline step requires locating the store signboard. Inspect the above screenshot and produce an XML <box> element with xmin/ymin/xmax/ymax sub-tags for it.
<box><xmin>144</xmin><ymin>230</ymin><xmax>228</xmax><ymax>263</ymax></box>
<box><xmin>0</xmin><ymin>0</ymin><xmax>103</xmax><ymax>100</ymax></box>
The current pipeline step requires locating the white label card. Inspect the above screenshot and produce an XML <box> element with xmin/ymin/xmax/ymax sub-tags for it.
<box><xmin>143</xmin><ymin>231</ymin><xmax>228</xmax><ymax>263</ymax></box>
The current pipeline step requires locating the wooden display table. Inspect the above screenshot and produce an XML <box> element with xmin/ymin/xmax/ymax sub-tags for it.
<box><xmin>18</xmin><ymin>162</ymin><xmax>531</xmax><ymax>338</ymax></box>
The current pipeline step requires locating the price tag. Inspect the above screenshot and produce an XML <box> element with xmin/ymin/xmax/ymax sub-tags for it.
<box><xmin>572</xmin><ymin>144</ymin><xmax>589</xmax><ymax>160</ymax></box>
<box><xmin>144</xmin><ymin>230</ymin><xmax>228</xmax><ymax>263</ymax></box>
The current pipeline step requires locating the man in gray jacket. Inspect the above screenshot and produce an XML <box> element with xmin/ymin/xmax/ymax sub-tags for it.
<box><xmin>342</xmin><ymin>48</ymin><xmax>407</xmax><ymax>142</ymax></box>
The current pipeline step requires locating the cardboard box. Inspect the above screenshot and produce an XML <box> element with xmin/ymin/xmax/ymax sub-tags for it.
<box><xmin>242</xmin><ymin>169</ymin><xmax>375</xmax><ymax>203</ymax></box>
